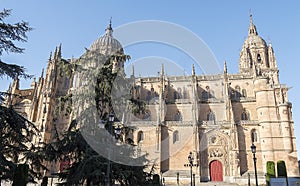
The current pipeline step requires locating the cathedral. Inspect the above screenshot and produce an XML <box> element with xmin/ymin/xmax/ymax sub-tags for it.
<box><xmin>4</xmin><ymin>15</ymin><xmax>299</xmax><ymax>185</ymax></box>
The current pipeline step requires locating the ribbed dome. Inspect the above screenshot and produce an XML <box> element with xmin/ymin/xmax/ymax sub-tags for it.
<box><xmin>90</xmin><ymin>22</ymin><xmax>123</xmax><ymax>55</ymax></box>
<box><xmin>242</xmin><ymin>35</ymin><xmax>267</xmax><ymax>49</ymax></box>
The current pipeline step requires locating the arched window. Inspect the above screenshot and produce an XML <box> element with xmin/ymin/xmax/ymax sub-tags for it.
<box><xmin>235</xmin><ymin>85</ymin><xmax>240</xmax><ymax>92</ymax></box>
<box><xmin>257</xmin><ymin>54</ymin><xmax>262</xmax><ymax>63</ymax></box>
<box><xmin>173</xmin><ymin>131</ymin><xmax>179</xmax><ymax>143</ymax></box>
<box><xmin>146</xmin><ymin>91</ymin><xmax>151</xmax><ymax>101</ymax></box>
<box><xmin>173</xmin><ymin>91</ymin><xmax>177</xmax><ymax>99</ymax></box>
<box><xmin>277</xmin><ymin>160</ymin><xmax>287</xmax><ymax>177</ymax></box>
<box><xmin>251</xmin><ymin>129</ymin><xmax>258</xmax><ymax>143</ymax></box>
<box><xmin>137</xmin><ymin>131</ymin><xmax>144</xmax><ymax>143</ymax></box>
<box><xmin>241</xmin><ymin>110</ymin><xmax>250</xmax><ymax>120</ymax></box>
<box><xmin>202</xmin><ymin>91</ymin><xmax>208</xmax><ymax>100</ymax></box>
<box><xmin>242</xmin><ymin>89</ymin><xmax>247</xmax><ymax>97</ymax></box>
<box><xmin>126</xmin><ymin>130</ymin><xmax>134</xmax><ymax>144</ymax></box>
<box><xmin>230</xmin><ymin>89</ymin><xmax>235</xmax><ymax>99</ymax></box>
<box><xmin>207</xmin><ymin>111</ymin><xmax>216</xmax><ymax>121</ymax></box>
<box><xmin>177</xmin><ymin>88</ymin><xmax>182</xmax><ymax>99</ymax></box>
<box><xmin>174</xmin><ymin>110</ymin><xmax>182</xmax><ymax>121</ymax></box>
<box><xmin>235</xmin><ymin>86</ymin><xmax>241</xmax><ymax>99</ymax></box>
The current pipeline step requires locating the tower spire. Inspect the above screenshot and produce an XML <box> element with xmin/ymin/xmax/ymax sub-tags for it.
<box><xmin>192</xmin><ymin>64</ymin><xmax>195</xmax><ymax>76</ymax></box>
<box><xmin>160</xmin><ymin>64</ymin><xmax>165</xmax><ymax>79</ymax></box>
<box><xmin>54</xmin><ymin>47</ymin><xmax>58</xmax><ymax>59</ymax></box>
<box><xmin>248</xmin><ymin>14</ymin><xmax>258</xmax><ymax>36</ymax></box>
<box><xmin>224</xmin><ymin>60</ymin><xmax>228</xmax><ymax>74</ymax></box>
<box><xmin>57</xmin><ymin>43</ymin><xmax>62</xmax><ymax>58</ymax></box>
<box><xmin>12</xmin><ymin>75</ymin><xmax>19</xmax><ymax>94</ymax></box>
<box><xmin>109</xmin><ymin>17</ymin><xmax>112</xmax><ymax>28</ymax></box>
<box><xmin>40</xmin><ymin>68</ymin><xmax>44</xmax><ymax>78</ymax></box>
<box><xmin>131</xmin><ymin>65</ymin><xmax>135</xmax><ymax>76</ymax></box>
<box><xmin>49</xmin><ymin>51</ymin><xmax>52</xmax><ymax>61</ymax></box>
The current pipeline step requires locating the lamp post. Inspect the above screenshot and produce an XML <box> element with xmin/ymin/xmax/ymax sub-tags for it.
<box><xmin>105</xmin><ymin>112</ymin><xmax>114</xmax><ymax>186</ymax></box>
<box><xmin>188</xmin><ymin>152</ymin><xmax>194</xmax><ymax>186</ymax></box>
<box><xmin>251</xmin><ymin>143</ymin><xmax>258</xmax><ymax>186</ymax></box>
<box><xmin>108</xmin><ymin>112</ymin><xmax>115</xmax><ymax>132</ymax></box>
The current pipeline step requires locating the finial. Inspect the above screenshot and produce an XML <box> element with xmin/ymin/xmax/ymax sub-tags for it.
<box><xmin>224</xmin><ymin>60</ymin><xmax>228</xmax><ymax>74</ymax></box>
<box><xmin>31</xmin><ymin>77</ymin><xmax>36</xmax><ymax>87</ymax></box>
<box><xmin>49</xmin><ymin>52</ymin><xmax>52</xmax><ymax>61</ymax></box>
<box><xmin>54</xmin><ymin>47</ymin><xmax>58</xmax><ymax>59</ymax></box>
<box><xmin>7</xmin><ymin>83</ymin><xmax>12</xmax><ymax>93</ymax></box>
<box><xmin>12</xmin><ymin>75</ymin><xmax>19</xmax><ymax>90</ymax></box>
<box><xmin>248</xmin><ymin>13</ymin><xmax>257</xmax><ymax>36</ymax></box>
<box><xmin>161</xmin><ymin>64</ymin><xmax>164</xmax><ymax>77</ymax></box>
<box><xmin>131</xmin><ymin>65</ymin><xmax>135</xmax><ymax>77</ymax></box>
<box><xmin>57</xmin><ymin>43</ymin><xmax>62</xmax><ymax>58</ymax></box>
<box><xmin>71</xmin><ymin>56</ymin><xmax>74</xmax><ymax>63</ymax></box>
<box><xmin>105</xmin><ymin>17</ymin><xmax>113</xmax><ymax>36</ymax></box>
<box><xmin>41</xmin><ymin>68</ymin><xmax>44</xmax><ymax>78</ymax></box>
<box><xmin>267</xmin><ymin>36</ymin><xmax>272</xmax><ymax>46</ymax></box>
<box><xmin>192</xmin><ymin>64</ymin><xmax>195</xmax><ymax>76</ymax></box>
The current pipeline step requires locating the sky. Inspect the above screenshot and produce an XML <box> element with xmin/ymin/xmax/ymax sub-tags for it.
<box><xmin>1</xmin><ymin>1</ymin><xmax>300</xmax><ymax>158</ymax></box>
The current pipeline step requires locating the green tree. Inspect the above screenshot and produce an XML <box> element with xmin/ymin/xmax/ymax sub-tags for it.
<box><xmin>0</xmin><ymin>9</ymin><xmax>46</xmax><ymax>184</ymax></box>
<box><xmin>0</xmin><ymin>100</ymin><xmax>47</xmax><ymax>183</ymax></box>
<box><xmin>0</xmin><ymin>9</ymin><xmax>32</xmax><ymax>79</ymax></box>
<box><xmin>266</xmin><ymin>161</ymin><xmax>276</xmax><ymax>186</ymax></box>
<box><xmin>44</xmin><ymin>50</ymin><xmax>154</xmax><ymax>185</ymax></box>
<box><xmin>45</xmin><ymin>120</ymin><xmax>154</xmax><ymax>186</ymax></box>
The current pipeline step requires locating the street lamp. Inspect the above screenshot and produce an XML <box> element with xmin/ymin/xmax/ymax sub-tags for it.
<box><xmin>251</xmin><ymin>143</ymin><xmax>258</xmax><ymax>186</ymax></box>
<box><xmin>106</xmin><ymin>112</ymin><xmax>115</xmax><ymax>134</ymax></box>
<box><xmin>109</xmin><ymin>112</ymin><xmax>115</xmax><ymax>122</ymax></box>
<box><xmin>188</xmin><ymin>152</ymin><xmax>194</xmax><ymax>186</ymax></box>
<box><xmin>105</xmin><ymin>112</ymin><xmax>114</xmax><ymax>186</ymax></box>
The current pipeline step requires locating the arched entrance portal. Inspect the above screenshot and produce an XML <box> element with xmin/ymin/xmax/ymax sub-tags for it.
<box><xmin>210</xmin><ymin>160</ymin><xmax>223</xmax><ymax>181</ymax></box>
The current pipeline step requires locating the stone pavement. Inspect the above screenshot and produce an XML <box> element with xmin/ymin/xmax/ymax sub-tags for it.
<box><xmin>164</xmin><ymin>182</ymin><xmax>239</xmax><ymax>186</ymax></box>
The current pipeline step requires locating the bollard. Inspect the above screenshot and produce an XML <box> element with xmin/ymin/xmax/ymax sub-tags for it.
<box><xmin>193</xmin><ymin>174</ymin><xmax>195</xmax><ymax>186</ymax></box>
<box><xmin>177</xmin><ymin>172</ymin><xmax>179</xmax><ymax>186</ymax></box>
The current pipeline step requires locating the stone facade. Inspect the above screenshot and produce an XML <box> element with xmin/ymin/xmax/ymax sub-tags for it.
<box><xmin>3</xmin><ymin>16</ymin><xmax>299</xmax><ymax>185</ymax></box>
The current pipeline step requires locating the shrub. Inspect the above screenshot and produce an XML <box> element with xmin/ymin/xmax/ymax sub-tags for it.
<box><xmin>266</xmin><ymin>161</ymin><xmax>275</xmax><ymax>186</ymax></box>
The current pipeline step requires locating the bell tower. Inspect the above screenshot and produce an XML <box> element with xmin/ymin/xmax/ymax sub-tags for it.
<box><xmin>239</xmin><ymin>15</ymin><xmax>279</xmax><ymax>84</ymax></box>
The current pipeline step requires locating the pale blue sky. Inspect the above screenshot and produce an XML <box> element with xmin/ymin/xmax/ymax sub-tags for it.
<box><xmin>1</xmin><ymin>1</ymin><xmax>300</xmax><ymax>158</ymax></box>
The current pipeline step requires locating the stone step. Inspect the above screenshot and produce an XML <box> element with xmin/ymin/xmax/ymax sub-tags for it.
<box><xmin>162</xmin><ymin>176</ymin><xmax>239</xmax><ymax>186</ymax></box>
<box><xmin>163</xmin><ymin>170</ymin><xmax>191</xmax><ymax>177</ymax></box>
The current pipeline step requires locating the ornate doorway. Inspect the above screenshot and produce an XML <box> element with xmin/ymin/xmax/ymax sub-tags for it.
<box><xmin>210</xmin><ymin>160</ymin><xmax>223</xmax><ymax>181</ymax></box>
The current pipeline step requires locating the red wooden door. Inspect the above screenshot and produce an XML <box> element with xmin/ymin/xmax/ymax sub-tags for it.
<box><xmin>210</xmin><ymin>160</ymin><xmax>223</xmax><ymax>181</ymax></box>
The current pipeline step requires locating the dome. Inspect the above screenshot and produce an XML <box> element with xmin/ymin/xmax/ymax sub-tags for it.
<box><xmin>90</xmin><ymin>22</ymin><xmax>124</xmax><ymax>55</ymax></box>
<box><xmin>242</xmin><ymin>35</ymin><xmax>267</xmax><ymax>49</ymax></box>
